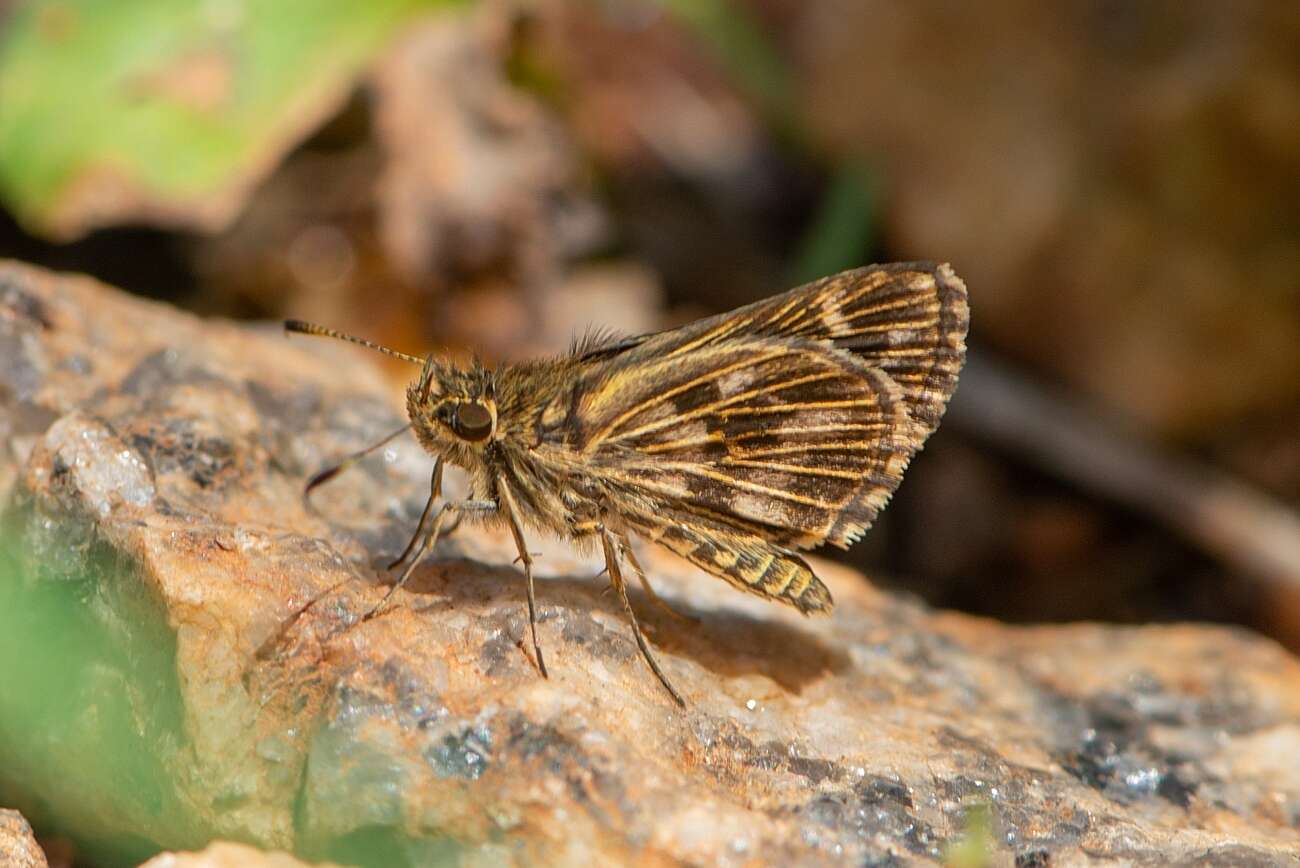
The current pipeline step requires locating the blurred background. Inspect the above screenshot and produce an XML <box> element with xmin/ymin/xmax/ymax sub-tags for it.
<box><xmin>2</xmin><ymin>0</ymin><xmax>1298</xmax><ymax>652</ymax></box>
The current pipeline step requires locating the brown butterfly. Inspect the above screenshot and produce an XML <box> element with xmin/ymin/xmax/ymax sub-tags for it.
<box><xmin>287</xmin><ymin>262</ymin><xmax>969</xmax><ymax>705</ymax></box>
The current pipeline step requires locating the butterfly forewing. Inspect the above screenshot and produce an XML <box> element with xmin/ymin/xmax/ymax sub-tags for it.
<box><xmin>579</xmin><ymin>262</ymin><xmax>968</xmax><ymax>441</ymax></box>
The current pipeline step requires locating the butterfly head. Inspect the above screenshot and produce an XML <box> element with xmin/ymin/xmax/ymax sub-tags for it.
<box><xmin>407</xmin><ymin>358</ymin><xmax>498</xmax><ymax>459</ymax></box>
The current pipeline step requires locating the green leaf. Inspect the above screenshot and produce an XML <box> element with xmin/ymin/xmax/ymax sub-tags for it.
<box><xmin>943</xmin><ymin>801</ymin><xmax>996</xmax><ymax>868</ymax></box>
<box><xmin>0</xmin><ymin>0</ymin><xmax>464</xmax><ymax>240</ymax></box>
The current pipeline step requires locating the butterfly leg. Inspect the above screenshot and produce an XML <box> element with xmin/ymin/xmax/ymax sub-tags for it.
<box><xmin>303</xmin><ymin>424</ymin><xmax>411</xmax><ymax>503</ymax></box>
<box><xmin>494</xmin><ymin>480</ymin><xmax>549</xmax><ymax>679</ymax></box>
<box><xmin>388</xmin><ymin>458</ymin><xmax>443</xmax><ymax>571</ymax></box>
<box><xmin>365</xmin><ymin>494</ymin><xmax>496</xmax><ymax>619</ymax></box>
<box><xmin>599</xmin><ymin>525</ymin><xmax>686</xmax><ymax>707</ymax></box>
<box><xmin>617</xmin><ymin>536</ymin><xmax>697</xmax><ymax>625</ymax></box>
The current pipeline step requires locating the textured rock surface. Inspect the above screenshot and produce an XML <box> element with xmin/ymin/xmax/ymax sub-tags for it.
<box><xmin>140</xmin><ymin>842</ymin><xmax>338</xmax><ymax>868</ymax></box>
<box><xmin>0</xmin><ymin>809</ymin><xmax>48</xmax><ymax>868</ymax></box>
<box><xmin>2</xmin><ymin>259</ymin><xmax>1300</xmax><ymax>866</ymax></box>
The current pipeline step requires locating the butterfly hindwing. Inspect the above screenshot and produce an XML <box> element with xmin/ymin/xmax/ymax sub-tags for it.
<box><xmin>632</xmin><ymin>517</ymin><xmax>833</xmax><ymax>614</ymax></box>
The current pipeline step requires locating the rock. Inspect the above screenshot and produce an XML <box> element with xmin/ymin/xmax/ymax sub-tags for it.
<box><xmin>0</xmin><ymin>809</ymin><xmax>48</xmax><ymax>868</ymax></box>
<box><xmin>2</xmin><ymin>258</ymin><xmax>1299</xmax><ymax>866</ymax></box>
<box><xmin>140</xmin><ymin>842</ymin><xmax>339</xmax><ymax>868</ymax></box>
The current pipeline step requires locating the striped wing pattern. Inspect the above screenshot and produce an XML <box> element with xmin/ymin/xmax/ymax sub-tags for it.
<box><xmin>559</xmin><ymin>339</ymin><xmax>910</xmax><ymax>612</ymax></box>
<box><xmin>646</xmin><ymin>520</ymin><xmax>831</xmax><ymax>614</ymax></box>
<box><xmin>576</xmin><ymin>262</ymin><xmax>968</xmax><ymax>439</ymax></box>
<box><xmin>558</xmin><ymin>262</ymin><xmax>968</xmax><ymax>612</ymax></box>
<box><xmin>577</xmin><ymin>339</ymin><xmax>913</xmax><ymax>544</ymax></box>
<box><xmin>654</xmin><ymin>262</ymin><xmax>968</xmax><ymax>439</ymax></box>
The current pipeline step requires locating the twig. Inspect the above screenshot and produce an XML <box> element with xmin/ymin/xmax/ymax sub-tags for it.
<box><xmin>948</xmin><ymin>351</ymin><xmax>1300</xmax><ymax>593</ymax></box>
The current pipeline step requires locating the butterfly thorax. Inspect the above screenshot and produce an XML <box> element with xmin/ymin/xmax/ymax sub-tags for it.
<box><xmin>404</xmin><ymin>357</ymin><xmax>607</xmax><ymax>539</ymax></box>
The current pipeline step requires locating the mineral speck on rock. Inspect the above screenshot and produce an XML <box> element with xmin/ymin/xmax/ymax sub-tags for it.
<box><xmin>2</xmin><ymin>259</ymin><xmax>1300</xmax><ymax>867</ymax></box>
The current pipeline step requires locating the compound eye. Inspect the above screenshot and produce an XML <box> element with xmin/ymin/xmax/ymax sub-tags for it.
<box><xmin>452</xmin><ymin>402</ymin><xmax>493</xmax><ymax>441</ymax></box>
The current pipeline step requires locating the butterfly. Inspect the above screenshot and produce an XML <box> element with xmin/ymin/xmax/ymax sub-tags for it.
<box><xmin>288</xmin><ymin>261</ymin><xmax>968</xmax><ymax>705</ymax></box>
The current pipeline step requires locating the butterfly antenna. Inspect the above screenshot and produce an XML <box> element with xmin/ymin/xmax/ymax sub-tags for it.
<box><xmin>284</xmin><ymin>320</ymin><xmax>424</xmax><ymax>365</ymax></box>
